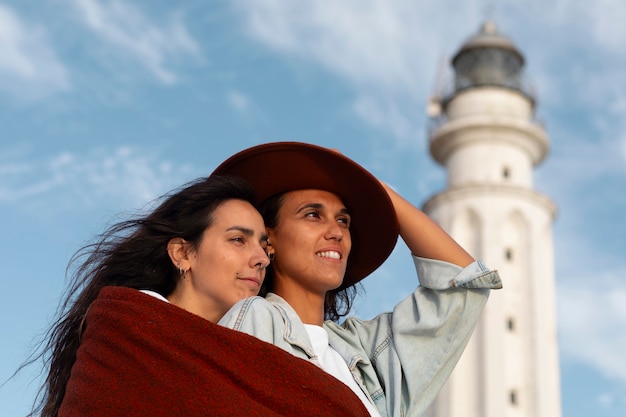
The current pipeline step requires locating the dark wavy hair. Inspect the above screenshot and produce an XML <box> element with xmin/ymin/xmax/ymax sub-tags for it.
<box><xmin>258</xmin><ymin>192</ymin><xmax>360</xmax><ymax>322</ymax></box>
<box><xmin>27</xmin><ymin>175</ymin><xmax>257</xmax><ymax>417</ymax></box>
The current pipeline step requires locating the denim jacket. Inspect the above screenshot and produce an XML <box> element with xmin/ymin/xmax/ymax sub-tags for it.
<box><xmin>219</xmin><ymin>256</ymin><xmax>502</xmax><ymax>417</ymax></box>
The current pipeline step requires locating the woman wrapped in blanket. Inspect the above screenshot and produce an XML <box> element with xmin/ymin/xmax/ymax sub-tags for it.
<box><xmin>30</xmin><ymin>175</ymin><xmax>371</xmax><ymax>417</ymax></box>
<box><xmin>214</xmin><ymin>142</ymin><xmax>503</xmax><ymax>417</ymax></box>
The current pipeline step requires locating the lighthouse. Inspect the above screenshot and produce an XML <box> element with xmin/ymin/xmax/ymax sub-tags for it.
<box><xmin>423</xmin><ymin>21</ymin><xmax>562</xmax><ymax>417</ymax></box>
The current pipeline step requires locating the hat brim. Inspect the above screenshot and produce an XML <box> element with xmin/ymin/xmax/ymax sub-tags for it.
<box><xmin>211</xmin><ymin>142</ymin><xmax>399</xmax><ymax>288</ymax></box>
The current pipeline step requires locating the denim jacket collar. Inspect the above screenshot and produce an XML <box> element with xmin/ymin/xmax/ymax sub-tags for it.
<box><xmin>264</xmin><ymin>293</ymin><xmax>317</xmax><ymax>358</ymax></box>
<box><xmin>265</xmin><ymin>292</ymin><xmax>371</xmax><ymax>372</ymax></box>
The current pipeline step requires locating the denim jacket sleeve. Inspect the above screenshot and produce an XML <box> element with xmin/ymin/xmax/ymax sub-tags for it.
<box><xmin>325</xmin><ymin>256</ymin><xmax>501</xmax><ymax>417</ymax></box>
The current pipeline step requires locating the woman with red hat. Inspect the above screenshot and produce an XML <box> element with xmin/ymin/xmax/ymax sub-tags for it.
<box><xmin>215</xmin><ymin>142</ymin><xmax>502</xmax><ymax>417</ymax></box>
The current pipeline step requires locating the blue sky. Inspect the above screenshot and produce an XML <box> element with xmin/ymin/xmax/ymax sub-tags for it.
<box><xmin>1</xmin><ymin>1</ymin><xmax>625</xmax><ymax>416</ymax></box>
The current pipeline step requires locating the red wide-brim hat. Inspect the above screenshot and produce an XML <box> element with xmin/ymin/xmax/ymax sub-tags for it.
<box><xmin>212</xmin><ymin>142</ymin><xmax>399</xmax><ymax>288</ymax></box>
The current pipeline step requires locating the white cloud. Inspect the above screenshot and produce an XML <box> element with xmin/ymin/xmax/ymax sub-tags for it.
<box><xmin>596</xmin><ymin>393</ymin><xmax>613</xmax><ymax>408</ymax></box>
<box><xmin>0</xmin><ymin>3</ymin><xmax>69</xmax><ymax>100</ymax></box>
<box><xmin>606</xmin><ymin>97</ymin><xmax>626</xmax><ymax>169</ymax></box>
<box><xmin>248</xmin><ymin>2</ymin><xmax>420</xmax><ymax>92</ymax></box>
<box><xmin>587</xmin><ymin>0</ymin><xmax>626</xmax><ymax>53</ymax></box>
<box><xmin>352</xmin><ymin>94</ymin><xmax>419</xmax><ymax>145</ymax></box>
<box><xmin>558</xmin><ymin>274</ymin><xmax>626</xmax><ymax>383</ymax></box>
<box><xmin>622</xmin><ymin>134</ymin><xmax>626</xmax><ymax>168</ymax></box>
<box><xmin>235</xmin><ymin>0</ymin><xmax>626</xmax><ymax>163</ymax></box>
<box><xmin>236</xmin><ymin>0</ymin><xmax>490</xmax><ymax>94</ymax></box>
<box><xmin>0</xmin><ymin>146</ymin><xmax>195</xmax><ymax>213</ymax></box>
<box><xmin>235</xmin><ymin>0</ymin><xmax>471</xmax><ymax>144</ymax></box>
<box><xmin>70</xmin><ymin>0</ymin><xmax>200</xmax><ymax>84</ymax></box>
<box><xmin>226</xmin><ymin>89</ymin><xmax>251</xmax><ymax>113</ymax></box>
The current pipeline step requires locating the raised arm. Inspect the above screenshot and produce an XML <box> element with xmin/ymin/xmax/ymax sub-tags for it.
<box><xmin>381</xmin><ymin>182</ymin><xmax>474</xmax><ymax>268</ymax></box>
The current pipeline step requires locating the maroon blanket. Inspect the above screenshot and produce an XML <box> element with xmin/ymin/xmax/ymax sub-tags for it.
<box><xmin>59</xmin><ymin>286</ymin><xmax>369</xmax><ymax>417</ymax></box>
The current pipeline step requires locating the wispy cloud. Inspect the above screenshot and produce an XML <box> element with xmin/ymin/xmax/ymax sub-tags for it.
<box><xmin>235</xmin><ymin>0</ymin><xmax>466</xmax><ymax>145</ymax></box>
<box><xmin>226</xmin><ymin>89</ymin><xmax>251</xmax><ymax>113</ymax></box>
<box><xmin>0</xmin><ymin>146</ymin><xmax>196</xmax><ymax>214</ymax></box>
<box><xmin>239</xmin><ymin>1</ymin><xmax>427</xmax><ymax>94</ymax></box>
<box><xmin>587</xmin><ymin>0</ymin><xmax>626</xmax><ymax>53</ymax></box>
<box><xmin>236</xmin><ymin>0</ymin><xmax>626</xmax><ymax>160</ymax></box>
<box><xmin>558</xmin><ymin>273</ymin><xmax>626</xmax><ymax>383</ymax></box>
<box><xmin>0</xmin><ymin>3</ymin><xmax>69</xmax><ymax>100</ymax></box>
<box><xmin>352</xmin><ymin>94</ymin><xmax>420</xmax><ymax>145</ymax></box>
<box><xmin>70</xmin><ymin>0</ymin><xmax>200</xmax><ymax>84</ymax></box>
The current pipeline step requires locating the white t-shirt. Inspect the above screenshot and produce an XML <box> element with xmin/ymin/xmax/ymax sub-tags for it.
<box><xmin>304</xmin><ymin>324</ymin><xmax>381</xmax><ymax>417</ymax></box>
<box><xmin>140</xmin><ymin>289</ymin><xmax>169</xmax><ymax>302</ymax></box>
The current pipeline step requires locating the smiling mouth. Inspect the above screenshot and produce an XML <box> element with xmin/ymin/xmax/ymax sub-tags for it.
<box><xmin>316</xmin><ymin>251</ymin><xmax>341</xmax><ymax>260</ymax></box>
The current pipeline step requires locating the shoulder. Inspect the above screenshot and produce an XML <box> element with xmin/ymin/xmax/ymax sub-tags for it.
<box><xmin>218</xmin><ymin>296</ymin><xmax>297</xmax><ymax>347</ymax></box>
<box><xmin>218</xmin><ymin>296</ymin><xmax>276</xmax><ymax>329</ymax></box>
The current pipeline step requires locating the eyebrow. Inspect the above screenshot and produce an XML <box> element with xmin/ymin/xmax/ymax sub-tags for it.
<box><xmin>295</xmin><ymin>203</ymin><xmax>351</xmax><ymax>216</ymax></box>
<box><xmin>226</xmin><ymin>226</ymin><xmax>269</xmax><ymax>241</ymax></box>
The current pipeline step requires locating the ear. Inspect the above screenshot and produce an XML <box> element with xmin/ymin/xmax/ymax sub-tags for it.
<box><xmin>167</xmin><ymin>238</ymin><xmax>192</xmax><ymax>271</ymax></box>
<box><xmin>266</xmin><ymin>228</ymin><xmax>276</xmax><ymax>258</ymax></box>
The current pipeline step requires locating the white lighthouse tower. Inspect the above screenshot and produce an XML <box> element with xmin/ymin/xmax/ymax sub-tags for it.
<box><xmin>423</xmin><ymin>21</ymin><xmax>562</xmax><ymax>417</ymax></box>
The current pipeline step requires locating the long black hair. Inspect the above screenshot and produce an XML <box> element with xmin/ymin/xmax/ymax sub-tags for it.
<box><xmin>30</xmin><ymin>175</ymin><xmax>257</xmax><ymax>417</ymax></box>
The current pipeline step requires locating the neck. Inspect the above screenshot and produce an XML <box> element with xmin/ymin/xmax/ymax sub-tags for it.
<box><xmin>272</xmin><ymin>279</ymin><xmax>326</xmax><ymax>326</ymax></box>
<box><xmin>167</xmin><ymin>285</ymin><xmax>221</xmax><ymax>323</ymax></box>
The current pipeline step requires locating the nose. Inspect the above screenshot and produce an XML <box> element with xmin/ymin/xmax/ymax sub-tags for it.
<box><xmin>252</xmin><ymin>243</ymin><xmax>271</xmax><ymax>270</ymax></box>
<box><xmin>325</xmin><ymin>221</ymin><xmax>344</xmax><ymax>241</ymax></box>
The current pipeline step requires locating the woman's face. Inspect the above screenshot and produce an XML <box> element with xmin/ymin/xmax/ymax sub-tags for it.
<box><xmin>184</xmin><ymin>199</ymin><xmax>269</xmax><ymax>321</ymax></box>
<box><xmin>268</xmin><ymin>189</ymin><xmax>352</xmax><ymax>296</ymax></box>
